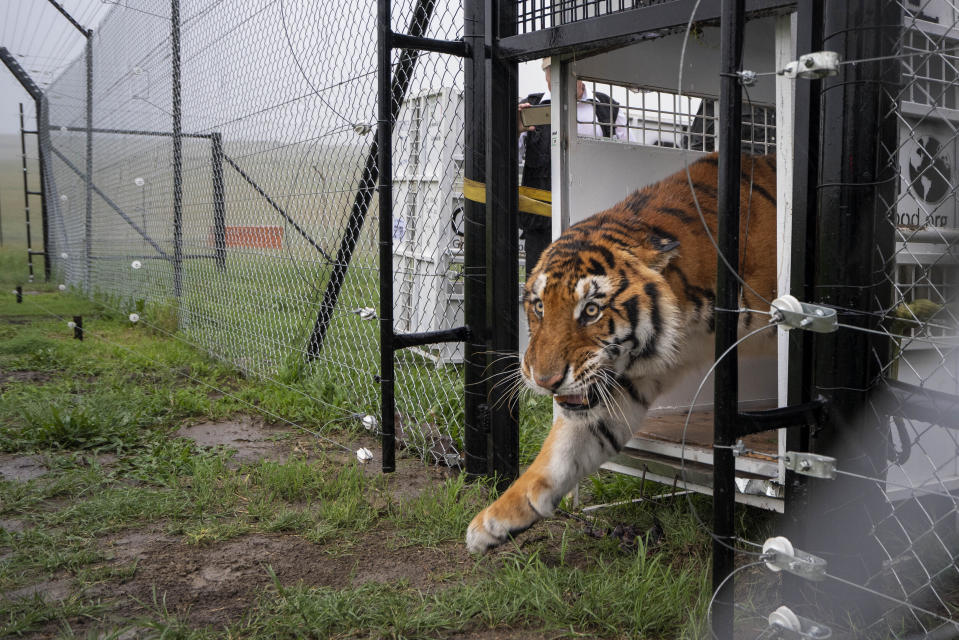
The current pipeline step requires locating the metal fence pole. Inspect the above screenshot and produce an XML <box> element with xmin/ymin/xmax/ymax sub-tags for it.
<box><xmin>783</xmin><ymin>0</ymin><xmax>823</xmax><ymax>606</ymax></box>
<box><xmin>486</xmin><ymin>0</ymin><xmax>519</xmax><ymax>485</ymax></box>
<box><xmin>210</xmin><ymin>132</ymin><xmax>226</xmax><ymax>270</ymax></box>
<box><xmin>84</xmin><ymin>36</ymin><xmax>92</xmax><ymax>290</ymax></box>
<box><xmin>171</xmin><ymin>0</ymin><xmax>184</xmax><ymax>301</ymax></box>
<box><xmin>807</xmin><ymin>0</ymin><xmax>899</xmax><ymax>620</ymax></box>
<box><xmin>377</xmin><ymin>0</ymin><xmax>396</xmax><ymax>473</ymax></box>
<box><xmin>19</xmin><ymin>104</ymin><xmax>36</xmax><ymax>283</ymax></box>
<box><xmin>463</xmin><ymin>0</ymin><xmax>489</xmax><ymax>477</ymax></box>
<box><xmin>712</xmin><ymin>0</ymin><xmax>745</xmax><ymax>637</ymax></box>
<box><xmin>34</xmin><ymin>98</ymin><xmax>50</xmax><ymax>281</ymax></box>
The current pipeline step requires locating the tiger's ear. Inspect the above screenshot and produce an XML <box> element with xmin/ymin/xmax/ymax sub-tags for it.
<box><xmin>646</xmin><ymin>233</ymin><xmax>680</xmax><ymax>271</ymax></box>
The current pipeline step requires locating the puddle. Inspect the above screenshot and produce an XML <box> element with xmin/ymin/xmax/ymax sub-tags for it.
<box><xmin>0</xmin><ymin>454</ymin><xmax>48</xmax><ymax>481</ymax></box>
<box><xmin>175</xmin><ymin>416</ymin><xmax>290</xmax><ymax>464</ymax></box>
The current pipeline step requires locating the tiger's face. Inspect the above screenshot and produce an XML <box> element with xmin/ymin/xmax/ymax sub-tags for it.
<box><xmin>521</xmin><ymin>238</ymin><xmax>682</xmax><ymax>415</ymax></box>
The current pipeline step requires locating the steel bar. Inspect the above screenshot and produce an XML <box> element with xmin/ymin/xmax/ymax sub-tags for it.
<box><xmin>390</xmin><ymin>33</ymin><xmax>469</xmax><ymax>57</ymax></box>
<box><xmin>305</xmin><ymin>0</ymin><xmax>440</xmax><ymax>360</ymax></box>
<box><xmin>47</xmin><ymin>124</ymin><xmax>212</xmax><ymax>139</ymax></box>
<box><xmin>171</xmin><ymin>0</ymin><xmax>184</xmax><ymax>300</ymax></box>
<box><xmin>49</xmin><ymin>145</ymin><xmax>170</xmax><ymax>260</ymax></box>
<box><xmin>220</xmin><ymin>153</ymin><xmax>333</xmax><ymax>262</ymax></box>
<box><xmin>486</xmin><ymin>0</ymin><xmax>519</xmax><ymax>486</ymax></box>
<box><xmin>783</xmin><ymin>0</ymin><xmax>823</xmax><ymax>605</ymax></box>
<box><xmin>463</xmin><ymin>0</ymin><xmax>489</xmax><ymax>477</ymax></box>
<box><xmin>0</xmin><ymin>48</ymin><xmax>43</xmax><ymax>101</ymax></box>
<box><xmin>712</xmin><ymin>0</ymin><xmax>745</xmax><ymax>636</ymax></box>
<box><xmin>84</xmin><ymin>37</ymin><xmax>92</xmax><ymax>289</ymax></box>
<box><xmin>45</xmin><ymin>0</ymin><xmax>92</xmax><ymax>36</ymax></box>
<box><xmin>378</xmin><ymin>0</ymin><xmax>396</xmax><ymax>473</ymax></box>
<box><xmin>392</xmin><ymin>326</ymin><xmax>471</xmax><ymax>350</ymax></box>
<box><xmin>19</xmin><ymin>104</ymin><xmax>35</xmax><ymax>282</ymax></box>
<box><xmin>35</xmin><ymin>102</ymin><xmax>50</xmax><ymax>281</ymax></box>
<box><xmin>211</xmin><ymin>133</ymin><xmax>227</xmax><ymax>270</ymax></box>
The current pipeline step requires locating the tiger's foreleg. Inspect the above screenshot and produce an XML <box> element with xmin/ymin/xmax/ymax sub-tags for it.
<box><xmin>466</xmin><ymin>410</ymin><xmax>639</xmax><ymax>554</ymax></box>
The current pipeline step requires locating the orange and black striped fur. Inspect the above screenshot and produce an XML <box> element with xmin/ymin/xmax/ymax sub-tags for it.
<box><xmin>466</xmin><ymin>154</ymin><xmax>778</xmax><ymax>553</ymax></box>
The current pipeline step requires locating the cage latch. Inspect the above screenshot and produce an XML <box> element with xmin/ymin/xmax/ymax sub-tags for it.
<box><xmin>782</xmin><ymin>451</ymin><xmax>836</xmax><ymax>479</ymax></box>
<box><xmin>780</xmin><ymin>51</ymin><xmax>840</xmax><ymax>79</ymax></box>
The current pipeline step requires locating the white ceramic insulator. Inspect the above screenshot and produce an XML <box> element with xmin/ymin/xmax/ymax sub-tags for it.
<box><xmin>768</xmin><ymin>606</ymin><xmax>802</xmax><ymax>632</ymax></box>
<box><xmin>67</xmin><ymin>321</ymin><xmax>76</xmax><ymax>329</ymax></box>
<box><xmin>131</xmin><ymin>260</ymin><xmax>142</xmax><ymax>270</ymax></box>
<box><xmin>762</xmin><ymin>536</ymin><xmax>795</xmax><ymax>572</ymax></box>
<box><xmin>129</xmin><ymin>313</ymin><xmax>140</xmax><ymax>323</ymax></box>
<box><xmin>58</xmin><ymin>284</ymin><xmax>66</xmax><ymax>291</ymax></box>
<box><xmin>771</xmin><ymin>295</ymin><xmax>803</xmax><ymax>316</ymax></box>
<box><xmin>60</xmin><ymin>252</ymin><xmax>68</xmax><ymax>259</ymax></box>
<box><xmin>356</xmin><ymin>447</ymin><xmax>374</xmax><ymax>463</ymax></box>
<box><xmin>361</xmin><ymin>415</ymin><xmax>378</xmax><ymax>431</ymax></box>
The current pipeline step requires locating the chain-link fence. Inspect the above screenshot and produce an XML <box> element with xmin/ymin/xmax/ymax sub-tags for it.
<box><xmin>698</xmin><ymin>2</ymin><xmax>959</xmax><ymax>637</ymax></box>
<box><xmin>40</xmin><ymin>0</ymin><xmax>468</xmax><ymax>468</ymax></box>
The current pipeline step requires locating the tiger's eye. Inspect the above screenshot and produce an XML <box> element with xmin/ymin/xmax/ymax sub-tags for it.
<box><xmin>583</xmin><ymin>302</ymin><xmax>600</xmax><ymax>318</ymax></box>
<box><xmin>533</xmin><ymin>299</ymin><xmax>544</xmax><ymax>316</ymax></box>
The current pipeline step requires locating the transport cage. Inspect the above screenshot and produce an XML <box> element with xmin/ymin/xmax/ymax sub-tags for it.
<box><xmin>392</xmin><ymin>88</ymin><xmax>467</xmax><ymax>365</ymax></box>
<box><xmin>545</xmin><ymin>12</ymin><xmax>792</xmax><ymax>511</ymax></box>
<box><xmin>540</xmin><ymin>6</ymin><xmax>959</xmax><ymax>512</ymax></box>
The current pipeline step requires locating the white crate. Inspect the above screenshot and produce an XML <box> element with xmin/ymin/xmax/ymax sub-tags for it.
<box><xmin>392</xmin><ymin>88</ymin><xmax>465</xmax><ymax>365</ymax></box>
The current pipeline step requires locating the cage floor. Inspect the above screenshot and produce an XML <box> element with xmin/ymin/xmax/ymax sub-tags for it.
<box><xmin>636</xmin><ymin>411</ymin><xmax>779</xmax><ymax>458</ymax></box>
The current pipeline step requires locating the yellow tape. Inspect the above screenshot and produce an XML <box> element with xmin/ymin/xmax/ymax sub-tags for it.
<box><xmin>462</xmin><ymin>177</ymin><xmax>552</xmax><ymax>217</ymax></box>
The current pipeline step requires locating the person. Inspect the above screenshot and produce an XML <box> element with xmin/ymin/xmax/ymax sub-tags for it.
<box><xmin>517</xmin><ymin>59</ymin><xmax>627</xmax><ymax>273</ymax></box>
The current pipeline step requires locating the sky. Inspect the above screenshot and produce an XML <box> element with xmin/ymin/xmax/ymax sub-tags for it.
<box><xmin>0</xmin><ymin>1</ymin><xmax>542</xmax><ymax>137</ymax></box>
<box><xmin>0</xmin><ymin>1</ymin><xmax>114</xmax><ymax>135</ymax></box>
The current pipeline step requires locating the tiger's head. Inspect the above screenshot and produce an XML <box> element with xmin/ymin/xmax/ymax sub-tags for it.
<box><xmin>521</xmin><ymin>215</ymin><xmax>683</xmax><ymax>415</ymax></box>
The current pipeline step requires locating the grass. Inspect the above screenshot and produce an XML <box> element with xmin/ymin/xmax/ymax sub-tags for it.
<box><xmin>0</xmin><ymin>245</ymin><xmax>727</xmax><ymax>638</ymax></box>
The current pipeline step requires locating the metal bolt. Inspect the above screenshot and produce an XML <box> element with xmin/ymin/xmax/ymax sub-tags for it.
<box><xmin>799</xmin><ymin>459</ymin><xmax>812</xmax><ymax>471</ymax></box>
<box><xmin>804</xmin><ymin>57</ymin><xmax>815</xmax><ymax>67</ymax></box>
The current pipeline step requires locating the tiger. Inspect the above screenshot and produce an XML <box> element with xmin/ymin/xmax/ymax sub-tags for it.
<box><xmin>466</xmin><ymin>153</ymin><xmax>778</xmax><ymax>554</ymax></box>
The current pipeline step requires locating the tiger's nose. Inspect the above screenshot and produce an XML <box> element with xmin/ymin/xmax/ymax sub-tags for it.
<box><xmin>535</xmin><ymin>372</ymin><xmax>564</xmax><ymax>391</ymax></box>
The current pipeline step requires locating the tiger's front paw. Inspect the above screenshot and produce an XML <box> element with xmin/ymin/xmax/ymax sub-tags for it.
<box><xmin>465</xmin><ymin>491</ymin><xmax>543</xmax><ymax>554</ymax></box>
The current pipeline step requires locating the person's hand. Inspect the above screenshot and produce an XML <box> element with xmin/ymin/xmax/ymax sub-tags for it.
<box><xmin>518</xmin><ymin>102</ymin><xmax>534</xmax><ymax>135</ymax></box>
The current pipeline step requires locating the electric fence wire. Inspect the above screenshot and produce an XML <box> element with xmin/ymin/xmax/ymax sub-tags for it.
<box><xmin>14</xmin><ymin>292</ymin><xmax>370</xmax><ymax>460</ymax></box>
<box><xmin>677</xmin><ymin>320</ymin><xmax>780</xmax><ymax>557</ymax></box>
<box><xmin>676</xmin><ymin>0</ymin><xmax>775</xmax><ymax>310</ymax></box>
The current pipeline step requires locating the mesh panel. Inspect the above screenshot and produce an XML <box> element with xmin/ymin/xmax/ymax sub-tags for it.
<box><xmin>43</xmin><ymin>0</ymin><xmax>467</xmax><ymax>467</ymax></box>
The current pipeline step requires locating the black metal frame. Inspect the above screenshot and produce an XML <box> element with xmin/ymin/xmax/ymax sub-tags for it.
<box><xmin>0</xmin><ymin>49</ymin><xmax>48</xmax><ymax>281</ymax></box>
<box><xmin>499</xmin><ymin>0</ymin><xmax>794</xmax><ymax>62</ymax></box>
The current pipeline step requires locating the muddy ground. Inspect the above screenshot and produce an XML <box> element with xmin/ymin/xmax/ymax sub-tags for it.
<box><xmin>0</xmin><ymin>416</ymin><xmax>576</xmax><ymax>638</ymax></box>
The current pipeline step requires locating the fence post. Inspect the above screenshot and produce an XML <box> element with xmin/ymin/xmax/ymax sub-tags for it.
<box><xmin>84</xmin><ymin>35</ymin><xmax>92</xmax><ymax>290</ymax></box>
<box><xmin>485</xmin><ymin>0</ymin><xmax>519</xmax><ymax>485</ymax></box>
<box><xmin>171</xmin><ymin>0</ymin><xmax>184</xmax><ymax>302</ymax></box>
<box><xmin>210</xmin><ymin>132</ymin><xmax>226</xmax><ymax>270</ymax></box>
<box><xmin>783</xmin><ymin>0</ymin><xmax>823</xmax><ymax>607</ymax></box>
<box><xmin>463</xmin><ymin>0</ymin><xmax>488</xmax><ymax>477</ymax></box>
<box><xmin>712</xmin><ymin>0</ymin><xmax>745</xmax><ymax>636</ymax></box>
<box><xmin>34</xmin><ymin>98</ymin><xmax>50</xmax><ymax>281</ymax></box>
<box><xmin>377</xmin><ymin>0</ymin><xmax>396</xmax><ymax>473</ymax></box>
<box><xmin>19</xmin><ymin>104</ymin><xmax>35</xmax><ymax>283</ymax></box>
<box><xmin>806</xmin><ymin>0</ymin><xmax>899</xmax><ymax>620</ymax></box>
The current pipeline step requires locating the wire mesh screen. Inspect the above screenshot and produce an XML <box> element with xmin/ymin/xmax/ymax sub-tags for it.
<box><xmin>861</xmin><ymin>2</ymin><xmax>959</xmax><ymax>634</ymax></box>
<box><xmin>708</xmin><ymin>3</ymin><xmax>959</xmax><ymax>638</ymax></box>
<box><xmin>42</xmin><ymin>0</ymin><xmax>467</xmax><ymax>468</ymax></box>
<box><xmin>579</xmin><ymin>79</ymin><xmax>777</xmax><ymax>153</ymax></box>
